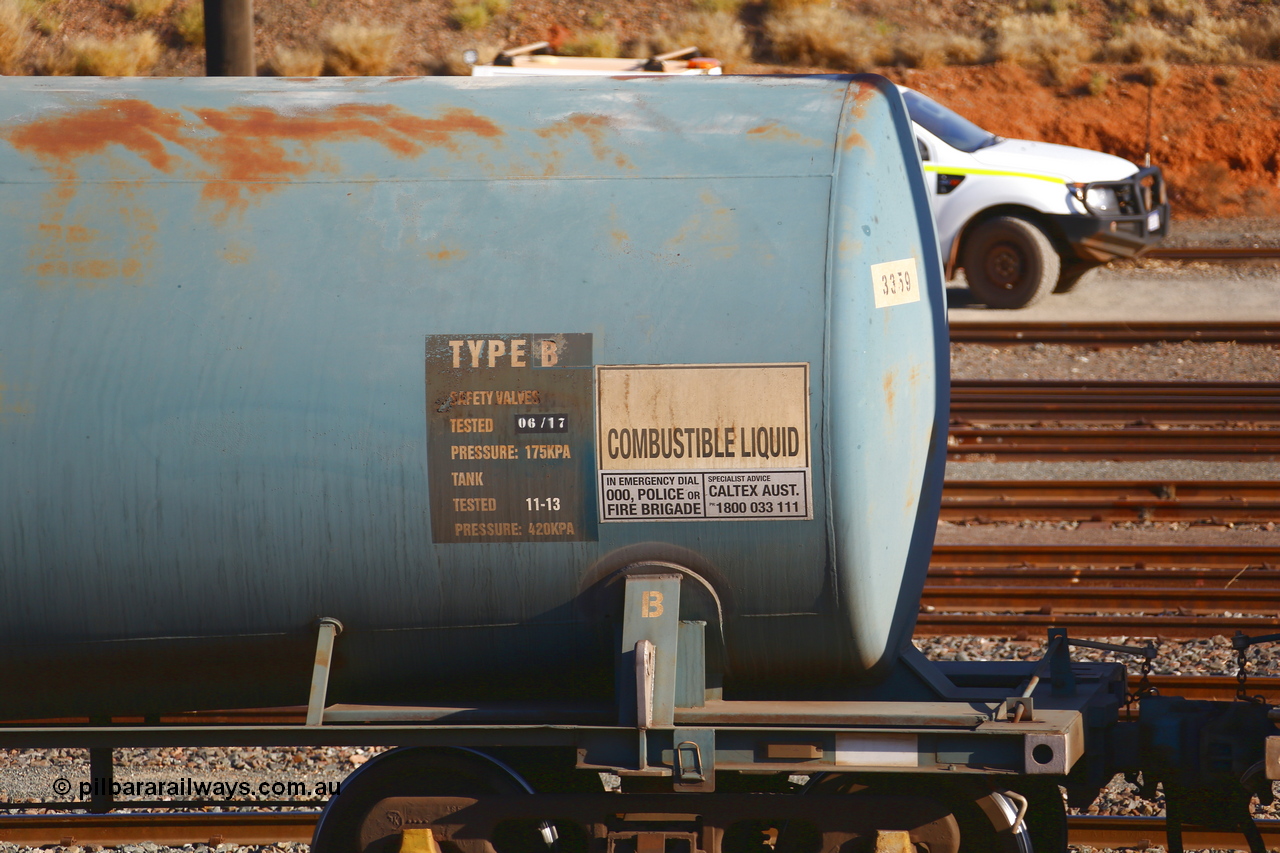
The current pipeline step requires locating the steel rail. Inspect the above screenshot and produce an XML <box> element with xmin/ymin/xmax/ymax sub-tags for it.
<box><xmin>940</xmin><ymin>478</ymin><xmax>1280</xmax><ymax>522</ymax></box>
<box><xmin>1067</xmin><ymin>815</ymin><xmax>1280</xmax><ymax>849</ymax></box>
<box><xmin>931</xmin><ymin>543</ymin><xmax>1276</xmax><ymax>569</ymax></box>
<box><xmin>951</xmin><ymin>380</ymin><xmax>1280</xmax><ymax>424</ymax></box>
<box><xmin>915</xmin><ymin>611</ymin><xmax>1280</xmax><ymax>639</ymax></box>
<box><xmin>922</xmin><ymin>582</ymin><xmax>1280</xmax><ymax>614</ymax></box>
<box><xmin>949</xmin><ymin>320</ymin><xmax>1280</xmax><ymax>346</ymax></box>
<box><xmin>928</xmin><ymin>566</ymin><xmax>1280</xmax><ymax>588</ymax></box>
<box><xmin>946</xmin><ymin>425</ymin><xmax>1280</xmax><ymax>461</ymax></box>
<box><xmin>1146</xmin><ymin>246</ymin><xmax>1280</xmax><ymax>260</ymax></box>
<box><xmin>0</xmin><ymin>805</ymin><xmax>1277</xmax><ymax>849</ymax></box>
<box><xmin>0</xmin><ymin>811</ymin><xmax>319</xmax><ymax>844</ymax></box>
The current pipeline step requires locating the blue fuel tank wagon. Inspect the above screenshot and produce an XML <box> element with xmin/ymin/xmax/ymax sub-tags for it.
<box><xmin>0</xmin><ymin>75</ymin><xmax>1274</xmax><ymax>853</ymax></box>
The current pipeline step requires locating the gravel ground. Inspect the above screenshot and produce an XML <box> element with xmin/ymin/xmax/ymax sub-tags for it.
<box><xmin>951</xmin><ymin>341</ymin><xmax>1280</xmax><ymax>384</ymax></box>
<box><xmin>947</xmin><ymin>260</ymin><xmax>1280</xmax><ymax>322</ymax></box>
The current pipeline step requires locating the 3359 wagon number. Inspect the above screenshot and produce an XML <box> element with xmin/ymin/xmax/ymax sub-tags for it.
<box><xmin>879</xmin><ymin>269</ymin><xmax>912</xmax><ymax>297</ymax></box>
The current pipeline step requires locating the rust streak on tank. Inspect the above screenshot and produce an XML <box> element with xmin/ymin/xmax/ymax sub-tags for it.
<box><xmin>536</xmin><ymin>113</ymin><xmax>634</xmax><ymax>169</ymax></box>
<box><xmin>746</xmin><ymin>123</ymin><xmax>824</xmax><ymax>148</ymax></box>
<box><xmin>6</xmin><ymin>99</ymin><xmax>504</xmax><ymax>215</ymax></box>
<box><xmin>842</xmin><ymin>131</ymin><xmax>868</xmax><ymax>152</ymax></box>
<box><xmin>4</xmin><ymin>99</ymin><xmax>187</xmax><ymax>175</ymax></box>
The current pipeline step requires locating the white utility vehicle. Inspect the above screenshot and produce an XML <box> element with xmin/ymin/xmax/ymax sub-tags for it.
<box><xmin>469</xmin><ymin>46</ymin><xmax>1169</xmax><ymax>309</ymax></box>
<box><xmin>901</xmin><ymin>87</ymin><xmax>1168</xmax><ymax>308</ymax></box>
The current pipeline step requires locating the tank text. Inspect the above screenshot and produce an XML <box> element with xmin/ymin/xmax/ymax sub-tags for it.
<box><xmin>448</xmin><ymin>338</ymin><xmax>560</xmax><ymax>369</ymax></box>
<box><xmin>451</xmin><ymin>444</ymin><xmax>519</xmax><ymax>460</ymax></box>
<box><xmin>605</xmin><ymin>426</ymin><xmax>802</xmax><ymax>461</ymax></box>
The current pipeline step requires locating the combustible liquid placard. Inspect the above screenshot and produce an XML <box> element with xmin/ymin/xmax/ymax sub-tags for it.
<box><xmin>595</xmin><ymin>363</ymin><xmax>812</xmax><ymax>523</ymax></box>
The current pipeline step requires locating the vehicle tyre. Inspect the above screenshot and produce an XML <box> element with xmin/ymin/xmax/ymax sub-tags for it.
<box><xmin>962</xmin><ymin>216</ymin><xmax>1060</xmax><ymax>309</ymax></box>
<box><xmin>1053</xmin><ymin>260</ymin><xmax>1101</xmax><ymax>294</ymax></box>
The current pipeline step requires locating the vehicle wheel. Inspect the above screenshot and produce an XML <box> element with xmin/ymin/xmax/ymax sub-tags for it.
<box><xmin>311</xmin><ymin>747</ymin><xmax>541</xmax><ymax>853</ymax></box>
<box><xmin>962</xmin><ymin>216</ymin><xmax>1061</xmax><ymax>309</ymax></box>
<box><xmin>1054</xmin><ymin>260</ymin><xmax>1101</xmax><ymax>293</ymax></box>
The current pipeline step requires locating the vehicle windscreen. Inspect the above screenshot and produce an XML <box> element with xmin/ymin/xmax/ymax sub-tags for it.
<box><xmin>901</xmin><ymin>89</ymin><xmax>999</xmax><ymax>153</ymax></box>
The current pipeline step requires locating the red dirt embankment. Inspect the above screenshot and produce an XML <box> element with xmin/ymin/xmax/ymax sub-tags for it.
<box><xmin>893</xmin><ymin>62</ymin><xmax>1280</xmax><ymax>219</ymax></box>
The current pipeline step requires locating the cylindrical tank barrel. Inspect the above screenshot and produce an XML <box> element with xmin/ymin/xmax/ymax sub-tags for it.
<box><xmin>0</xmin><ymin>75</ymin><xmax>947</xmax><ymax>718</ymax></box>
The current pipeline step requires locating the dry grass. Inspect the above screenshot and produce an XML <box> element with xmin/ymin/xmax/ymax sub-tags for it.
<box><xmin>894</xmin><ymin>30</ymin><xmax>987</xmax><ymax>68</ymax></box>
<box><xmin>1105</xmin><ymin>16</ymin><xmax>1255</xmax><ymax>65</ymax></box>
<box><xmin>19</xmin><ymin>0</ymin><xmax>59</xmax><ymax>35</ymax></box>
<box><xmin>766</xmin><ymin>6</ymin><xmax>893</xmax><ymax>70</ymax></box>
<box><xmin>1102</xmin><ymin>22</ymin><xmax>1173</xmax><ymax>63</ymax></box>
<box><xmin>0</xmin><ymin>0</ymin><xmax>31</xmax><ymax>73</ymax></box>
<box><xmin>1231</xmin><ymin>10</ymin><xmax>1280</xmax><ymax>61</ymax></box>
<box><xmin>1087</xmin><ymin>69</ymin><xmax>1109</xmax><ymax>95</ymax></box>
<box><xmin>271</xmin><ymin>45</ymin><xmax>323</xmax><ymax>76</ymax></box>
<box><xmin>45</xmin><ymin>31</ymin><xmax>160</xmax><ymax>75</ymax></box>
<box><xmin>450</xmin><ymin>0</ymin><xmax>507</xmax><ymax>30</ymax></box>
<box><xmin>692</xmin><ymin>0</ymin><xmax>745</xmax><ymax>13</ymax></box>
<box><xmin>1174</xmin><ymin>17</ymin><xmax>1247</xmax><ymax>63</ymax></box>
<box><xmin>1141</xmin><ymin>57</ymin><xmax>1171</xmax><ymax>84</ymax></box>
<box><xmin>995</xmin><ymin>12</ymin><xmax>1093</xmax><ymax>84</ymax></box>
<box><xmin>767</xmin><ymin>0</ymin><xmax>825</xmax><ymax>12</ymax></box>
<box><xmin>560</xmin><ymin>30</ymin><xmax>620</xmax><ymax>57</ymax></box>
<box><xmin>174</xmin><ymin>0</ymin><xmax>202</xmax><ymax>45</ymax></box>
<box><xmin>127</xmin><ymin>0</ymin><xmax>172</xmax><ymax>21</ymax></box>
<box><xmin>651</xmin><ymin>11</ymin><xmax>750</xmax><ymax>69</ymax></box>
<box><xmin>1150</xmin><ymin>0</ymin><xmax>1203</xmax><ymax>20</ymax></box>
<box><xmin>322</xmin><ymin>21</ymin><xmax>400</xmax><ymax>75</ymax></box>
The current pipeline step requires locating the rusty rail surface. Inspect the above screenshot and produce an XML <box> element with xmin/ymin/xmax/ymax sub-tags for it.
<box><xmin>951</xmin><ymin>380</ymin><xmax>1280</xmax><ymax>424</ymax></box>
<box><xmin>0</xmin><ymin>811</ymin><xmax>319</xmax><ymax>844</ymax></box>
<box><xmin>1</xmin><ymin>807</ymin><xmax>1278</xmax><ymax>849</ymax></box>
<box><xmin>1146</xmin><ymin>246</ymin><xmax>1280</xmax><ymax>260</ymax></box>
<box><xmin>1067</xmin><ymin>815</ymin><xmax>1280</xmax><ymax>850</ymax></box>
<box><xmin>940</xmin><ymin>479</ymin><xmax>1280</xmax><ymax>522</ymax></box>
<box><xmin>947</xmin><ymin>425</ymin><xmax>1280</xmax><ymax>461</ymax></box>
<box><xmin>925</xmin><ymin>547</ymin><xmax>1280</xmax><ymax>639</ymax></box>
<box><xmin>916</xmin><ymin>611</ymin><xmax>1280</xmax><ymax>639</ymax></box>
<box><xmin>929</xmin><ymin>565</ymin><xmax>1280</xmax><ymax>588</ymax></box>
<box><xmin>922</xmin><ymin>579</ymin><xmax>1280</xmax><ymax>615</ymax></box>
<box><xmin>949</xmin><ymin>320</ymin><xmax>1280</xmax><ymax>346</ymax></box>
<box><xmin>932</xmin><ymin>543</ymin><xmax>1276</xmax><ymax>569</ymax></box>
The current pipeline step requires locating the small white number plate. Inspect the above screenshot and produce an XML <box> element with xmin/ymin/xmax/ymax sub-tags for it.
<box><xmin>870</xmin><ymin>258</ymin><xmax>921</xmax><ymax>309</ymax></box>
<box><xmin>1146</xmin><ymin>209</ymin><xmax>1161</xmax><ymax>231</ymax></box>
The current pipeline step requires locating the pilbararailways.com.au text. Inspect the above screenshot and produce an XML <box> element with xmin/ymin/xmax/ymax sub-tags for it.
<box><xmin>53</xmin><ymin>777</ymin><xmax>341</xmax><ymax>798</ymax></box>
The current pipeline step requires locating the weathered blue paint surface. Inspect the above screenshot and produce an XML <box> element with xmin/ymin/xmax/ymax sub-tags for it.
<box><xmin>0</xmin><ymin>75</ymin><xmax>947</xmax><ymax>716</ymax></box>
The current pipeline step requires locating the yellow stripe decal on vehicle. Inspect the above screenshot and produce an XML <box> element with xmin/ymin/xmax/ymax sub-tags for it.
<box><xmin>922</xmin><ymin>164</ymin><xmax>1065</xmax><ymax>184</ymax></box>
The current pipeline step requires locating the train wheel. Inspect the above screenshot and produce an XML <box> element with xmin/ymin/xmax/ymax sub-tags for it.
<box><xmin>805</xmin><ymin>774</ymin><xmax>1040</xmax><ymax>852</ymax></box>
<box><xmin>311</xmin><ymin>746</ymin><xmax>542</xmax><ymax>853</ymax></box>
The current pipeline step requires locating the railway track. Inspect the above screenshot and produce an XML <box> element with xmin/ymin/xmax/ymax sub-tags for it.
<box><xmin>1146</xmin><ymin>246</ymin><xmax>1280</xmax><ymax>261</ymax></box>
<box><xmin>949</xmin><ymin>320</ymin><xmax>1280</xmax><ymax>346</ymax></box>
<box><xmin>952</xmin><ymin>380</ymin><xmax>1280</xmax><ymax>424</ymax></box>
<box><xmin>932</xmin><ymin>543</ymin><xmax>1276</xmax><ymax>569</ymax></box>
<box><xmin>947</xmin><ymin>380</ymin><xmax>1280</xmax><ymax>459</ymax></box>
<box><xmin>940</xmin><ymin>478</ymin><xmax>1280</xmax><ymax>522</ymax></box>
<box><xmin>0</xmin><ymin>811</ymin><xmax>319</xmax><ymax>844</ymax></box>
<box><xmin>947</xmin><ymin>425</ymin><xmax>1280</xmax><ymax>461</ymax></box>
<box><xmin>916</xmin><ymin>611</ymin><xmax>1280</xmax><ymax>639</ymax></box>
<box><xmin>924</xmin><ymin>545</ymin><xmax>1280</xmax><ymax>639</ymax></box>
<box><xmin>1</xmin><ymin>808</ymin><xmax>1278</xmax><ymax>850</ymax></box>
